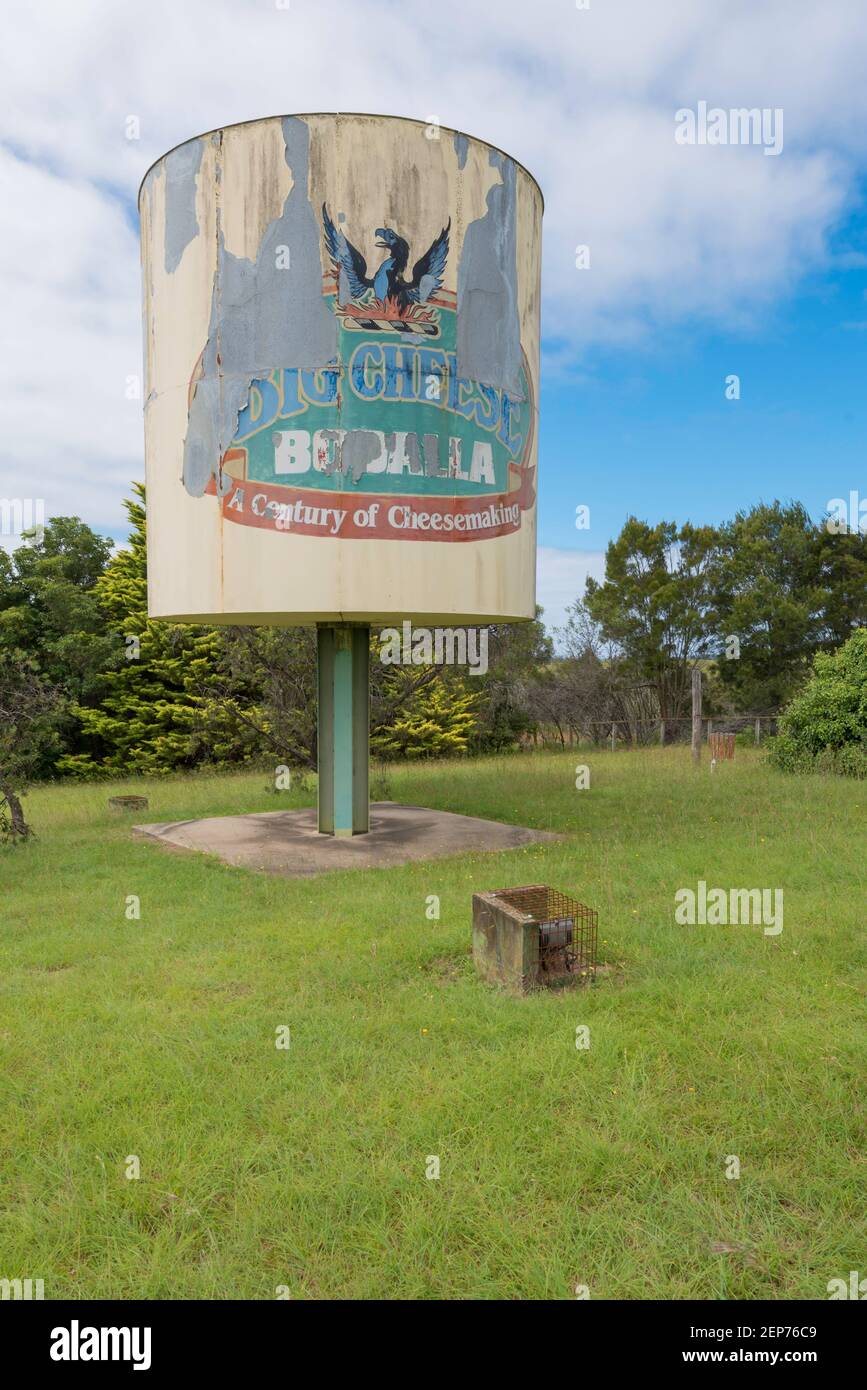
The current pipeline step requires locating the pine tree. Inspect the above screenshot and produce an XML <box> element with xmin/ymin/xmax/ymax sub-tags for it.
<box><xmin>59</xmin><ymin>485</ymin><xmax>251</xmax><ymax>776</ymax></box>
<box><xmin>371</xmin><ymin>677</ymin><xmax>479</xmax><ymax>759</ymax></box>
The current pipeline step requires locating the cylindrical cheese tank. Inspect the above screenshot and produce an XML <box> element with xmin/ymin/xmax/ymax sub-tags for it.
<box><xmin>138</xmin><ymin>113</ymin><xmax>542</xmax><ymax>626</ymax></box>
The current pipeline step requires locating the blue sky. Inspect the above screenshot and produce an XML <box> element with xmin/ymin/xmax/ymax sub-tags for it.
<box><xmin>2</xmin><ymin>0</ymin><xmax>866</xmax><ymax>637</ymax></box>
<box><xmin>537</xmin><ymin>188</ymin><xmax>867</xmax><ymax>628</ymax></box>
<box><xmin>542</xmin><ymin>208</ymin><xmax>867</xmax><ymax>547</ymax></box>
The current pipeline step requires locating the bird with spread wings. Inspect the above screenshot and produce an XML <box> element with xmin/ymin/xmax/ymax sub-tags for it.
<box><xmin>322</xmin><ymin>204</ymin><xmax>450</xmax><ymax>322</ymax></box>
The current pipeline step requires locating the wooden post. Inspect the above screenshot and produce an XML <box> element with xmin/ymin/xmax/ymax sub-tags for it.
<box><xmin>610</xmin><ymin>723</ymin><xmax>616</xmax><ymax>753</ymax></box>
<box><xmin>707</xmin><ymin>718</ymin><xmax>714</xmax><ymax>744</ymax></box>
<box><xmin>755</xmin><ymin>717</ymin><xmax>761</xmax><ymax>745</ymax></box>
<box><xmin>659</xmin><ymin>720</ymin><xmax>665</xmax><ymax>745</ymax></box>
<box><xmin>691</xmin><ymin>669</ymin><xmax>702</xmax><ymax>765</ymax></box>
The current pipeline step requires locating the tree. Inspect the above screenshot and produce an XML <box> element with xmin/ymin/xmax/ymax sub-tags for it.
<box><xmin>468</xmin><ymin>611</ymin><xmax>552</xmax><ymax>751</ymax></box>
<box><xmin>768</xmin><ymin>627</ymin><xmax>867</xmax><ymax>777</ymax></box>
<box><xmin>0</xmin><ymin>652</ymin><xmax>62</xmax><ymax>839</ymax></box>
<box><xmin>210</xmin><ymin>624</ymin><xmax>484</xmax><ymax>771</ymax></box>
<box><xmin>814</xmin><ymin>524</ymin><xmax>867</xmax><ymax>650</ymax></box>
<box><xmin>0</xmin><ymin>518</ymin><xmax>118</xmax><ymax>775</ymax></box>
<box><xmin>62</xmin><ymin>485</ymin><xmax>239</xmax><ymax>776</ymax></box>
<box><xmin>711</xmin><ymin>501</ymin><xmax>823</xmax><ymax>711</ymax></box>
<box><xmin>371</xmin><ymin>678</ymin><xmax>479</xmax><ymax>759</ymax></box>
<box><xmin>583</xmin><ymin>517</ymin><xmax>718</xmax><ymax>733</ymax></box>
<box><xmin>204</xmin><ymin>626</ymin><xmax>319</xmax><ymax>770</ymax></box>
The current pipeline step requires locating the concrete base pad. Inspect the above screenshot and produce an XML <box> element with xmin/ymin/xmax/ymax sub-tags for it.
<box><xmin>133</xmin><ymin>802</ymin><xmax>559</xmax><ymax>877</ymax></box>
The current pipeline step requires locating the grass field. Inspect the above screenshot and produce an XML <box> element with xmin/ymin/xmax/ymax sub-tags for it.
<box><xmin>0</xmin><ymin>748</ymin><xmax>864</xmax><ymax>1300</ymax></box>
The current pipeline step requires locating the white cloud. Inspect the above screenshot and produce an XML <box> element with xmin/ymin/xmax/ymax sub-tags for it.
<box><xmin>0</xmin><ymin>147</ymin><xmax>142</xmax><ymax>527</ymax></box>
<box><xmin>536</xmin><ymin>546</ymin><xmax>606</xmax><ymax>642</ymax></box>
<box><xmin>1</xmin><ymin>0</ymin><xmax>867</xmax><ymax>536</ymax></box>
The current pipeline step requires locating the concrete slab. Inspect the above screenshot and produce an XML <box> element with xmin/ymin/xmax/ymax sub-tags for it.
<box><xmin>133</xmin><ymin>801</ymin><xmax>559</xmax><ymax>878</ymax></box>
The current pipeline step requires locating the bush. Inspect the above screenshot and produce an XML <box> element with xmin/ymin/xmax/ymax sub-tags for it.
<box><xmin>768</xmin><ymin>628</ymin><xmax>867</xmax><ymax>776</ymax></box>
<box><xmin>371</xmin><ymin>680</ymin><xmax>479</xmax><ymax>760</ymax></box>
<box><xmin>816</xmin><ymin>744</ymin><xmax>867</xmax><ymax>778</ymax></box>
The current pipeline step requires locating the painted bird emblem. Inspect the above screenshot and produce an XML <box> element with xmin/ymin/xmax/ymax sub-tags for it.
<box><xmin>322</xmin><ymin>204</ymin><xmax>450</xmax><ymax>320</ymax></box>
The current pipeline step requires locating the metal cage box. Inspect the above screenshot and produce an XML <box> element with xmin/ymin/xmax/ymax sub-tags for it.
<box><xmin>472</xmin><ymin>884</ymin><xmax>597</xmax><ymax>993</ymax></box>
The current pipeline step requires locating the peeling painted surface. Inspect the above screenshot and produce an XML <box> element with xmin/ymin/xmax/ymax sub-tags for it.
<box><xmin>457</xmin><ymin>150</ymin><xmax>523</xmax><ymax>399</ymax></box>
<box><xmin>220</xmin><ymin>121</ymin><xmax>293</xmax><ymax>260</ymax></box>
<box><xmin>140</xmin><ymin>114</ymin><xmax>542</xmax><ymax>624</ymax></box>
<box><xmin>162</xmin><ymin>138</ymin><xmax>204</xmax><ymax>273</ymax></box>
<box><xmin>183</xmin><ymin>117</ymin><xmax>337</xmax><ymax>496</ymax></box>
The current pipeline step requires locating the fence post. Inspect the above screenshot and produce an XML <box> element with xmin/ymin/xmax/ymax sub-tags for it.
<box><xmin>659</xmin><ymin>720</ymin><xmax>665</xmax><ymax>745</ymax></box>
<box><xmin>755</xmin><ymin>717</ymin><xmax>761</xmax><ymax>745</ymax></box>
<box><xmin>691</xmin><ymin>669</ymin><xmax>702</xmax><ymax>765</ymax></box>
<box><xmin>611</xmin><ymin>723</ymin><xmax>616</xmax><ymax>753</ymax></box>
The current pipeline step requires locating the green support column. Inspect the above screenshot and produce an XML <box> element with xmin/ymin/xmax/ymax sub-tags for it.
<box><xmin>317</xmin><ymin>625</ymin><xmax>370</xmax><ymax>836</ymax></box>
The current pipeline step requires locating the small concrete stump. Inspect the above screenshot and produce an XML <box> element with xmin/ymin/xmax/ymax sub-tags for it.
<box><xmin>109</xmin><ymin>796</ymin><xmax>149</xmax><ymax>812</ymax></box>
<box><xmin>473</xmin><ymin>884</ymin><xmax>598</xmax><ymax>994</ymax></box>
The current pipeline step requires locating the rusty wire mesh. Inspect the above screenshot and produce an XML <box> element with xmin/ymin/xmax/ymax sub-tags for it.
<box><xmin>709</xmin><ymin>732</ymin><xmax>736</xmax><ymax>761</ymax></box>
<box><xmin>491</xmin><ymin>884</ymin><xmax>597</xmax><ymax>982</ymax></box>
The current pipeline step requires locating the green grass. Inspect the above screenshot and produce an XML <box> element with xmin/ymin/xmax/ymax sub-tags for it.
<box><xmin>1</xmin><ymin>749</ymin><xmax>864</xmax><ymax>1300</ymax></box>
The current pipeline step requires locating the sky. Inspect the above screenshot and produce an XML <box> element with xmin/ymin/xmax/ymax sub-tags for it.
<box><xmin>1</xmin><ymin>0</ymin><xmax>866</xmax><ymax>637</ymax></box>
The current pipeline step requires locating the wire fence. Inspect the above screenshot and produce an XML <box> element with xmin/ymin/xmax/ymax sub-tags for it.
<box><xmin>527</xmin><ymin>714</ymin><xmax>778</xmax><ymax>749</ymax></box>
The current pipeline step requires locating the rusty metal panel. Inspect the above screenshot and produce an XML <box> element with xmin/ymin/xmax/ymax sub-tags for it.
<box><xmin>139</xmin><ymin>114</ymin><xmax>543</xmax><ymax>625</ymax></box>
